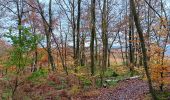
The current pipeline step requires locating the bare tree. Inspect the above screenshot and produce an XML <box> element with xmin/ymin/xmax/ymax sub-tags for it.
<box><xmin>90</xmin><ymin>0</ymin><xmax>96</xmax><ymax>76</ymax></box>
<box><xmin>130</xmin><ymin>0</ymin><xmax>157</xmax><ymax>99</ymax></box>
<box><xmin>34</xmin><ymin>0</ymin><xmax>56</xmax><ymax>71</ymax></box>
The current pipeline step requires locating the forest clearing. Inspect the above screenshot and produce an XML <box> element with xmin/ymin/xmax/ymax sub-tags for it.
<box><xmin>0</xmin><ymin>0</ymin><xmax>170</xmax><ymax>100</ymax></box>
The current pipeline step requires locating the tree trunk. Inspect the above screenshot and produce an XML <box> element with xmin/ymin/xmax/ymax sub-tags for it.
<box><xmin>71</xmin><ymin>0</ymin><xmax>77</xmax><ymax>73</ymax></box>
<box><xmin>76</xmin><ymin>0</ymin><xmax>81</xmax><ymax>67</ymax></box>
<box><xmin>130</xmin><ymin>0</ymin><xmax>157</xmax><ymax>99</ymax></box>
<box><xmin>48</xmin><ymin>0</ymin><xmax>56</xmax><ymax>71</ymax></box>
<box><xmin>129</xmin><ymin>4</ymin><xmax>135</xmax><ymax>76</ymax></box>
<box><xmin>80</xmin><ymin>33</ymin><xmax>86</xmax><ymax>66</ymax></box>
<box><xmin>102</xmin><ymin>0</ymin><xmax>108</xmax><ymax>71</ymax></box>
<box><xmin>90</xmin><ymin>0</ymin><xmax>96</xmax><ymax>76</ymax></box>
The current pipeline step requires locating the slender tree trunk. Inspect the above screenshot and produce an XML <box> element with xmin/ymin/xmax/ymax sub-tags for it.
<box><xmin>125</xmin><ymin>28</ymin><xmax>128</xmax><ymax>67</ymax></box>
<box><xmin>107</xmin><ymin>49</ymin><xmax>110</xmax><ymax>67</ymax></box>
<box><xmin>71</xmin><ymin>0</ymin><xmax>77</xmax><ymax>73</ymax></box>
<box><xmin>95</xmin><ymin>33</ymin><xmax>98</xmax><ymax>66</ymax></box>
<box><xmin>64</xmin><ymin>33</ymin><xmax>68</xmax><ymax>74</ymax></box>
<box><xmin>125</xmin><ymin>0</ymin><xmax>129</xmax><ymax>67</ymax></box>
<box><xmin>76</xmin><ymin>0</ymin><xmax>81</xmax><ymax>67</ymax></box>
<box><xmin>102</xmin><ymin>0</ymin><xmax>108</xmax><ymax>71</ymax></box>
<box><xmin>108</xmin><ymin>31</ymin><xmax>118</xmax><ymax>67</ymax></box>
<box><xmin>80</xmin><ymin>33</ymin><xmax>86</xmax><ymax>66</ymax></box>
<box><xmin>160</xmin><ymin>0</ymin><xmax>169</xmax><ymax>91</ymax></box>
<box><xmin>130</xmin><ymin>0</ymin><xmax>157</xmax><ymax>99</ymax></box>
<box><xmin>32</xmin><ymin>27</ymin><xmax>38</xmax><ymax>72</ymax></box>
<box><xmin>90</xmin><ymin>0</ymin><xmax>96</xmax><ymax>76</ymax></box>
<box><xmin>48</xmin><ymin>0</ymin><xmax>56</xmax><ymax>71</ymax></box>
<box><xmin>129</xmin><ymin>4</ymin><xmax>135</xmax><ymax>75</ymax></box>
<box><xmin>101</xmin><ymin>0</ymin><xmax>108</xmax><ymax>86</ymax></box>
<box><xmin>118</xmin><ymin>31</ymin><xmax>125</xmax><ymax>65</ymax></box>
<box><xmin>146</xmin><ymin>0</ymin><xmax>151</xmax><ymax>62</ymax></box>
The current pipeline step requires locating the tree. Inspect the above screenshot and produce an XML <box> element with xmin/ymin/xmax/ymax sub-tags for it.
<box><xmin>102</xmin><ymin>0</ymin><xmax>108</xmax><ymax>71</ymax></box>
<box><xmin>33</xmin><ymin>0</ymin><xmax>56</xmax><ymax>71</ymax></box>
<box><xmin>76</xmin><ymin>0</ymin><xmax>81</xmax><ymax>67</ymax></box>
<box><xmin>90</xmin><ymin>0</ymin><xmax>96</xmax><ymax>76</ymax></box>
<box><xmin>130</xmin><ymin>0</ymin><xmax>157</xmax><ymax>99</ymax></box>
<box><xmin>129</xmin><ymin>1</ymin><xmax>135</xmax><ymax>75</ymax></box>
<box><xmin>4</xmin><ymin>26</ymin><xmax>41</xmax><ymax>99</ymax></box>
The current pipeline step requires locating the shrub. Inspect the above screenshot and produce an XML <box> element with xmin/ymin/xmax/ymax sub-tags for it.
<box><xmin>104</xmin><ymin>68</ymin><xmax>118</xmax><ymax>77</ymax></box>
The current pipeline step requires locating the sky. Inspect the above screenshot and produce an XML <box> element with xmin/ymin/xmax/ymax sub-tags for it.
<box><xmin>0</xmin><ymin>0</ymin><xmax>170</xmax><ymax>56</ymax></box>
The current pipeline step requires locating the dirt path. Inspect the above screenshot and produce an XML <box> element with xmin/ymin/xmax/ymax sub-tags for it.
<box><xmin>75</xmin><ymin>78</ymin><xmax>149</xmax><ymax>100</ymax></box>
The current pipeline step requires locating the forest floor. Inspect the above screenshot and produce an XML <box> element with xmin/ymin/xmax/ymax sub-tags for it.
<box><xmin>0</xmin><ymin>74</ymin><xmax>170</xmax><ymax>99</ymax></box>
<box><xmin>0</xmin><ymin>76</ymin><xmax>151</xmax><ymax>100</ymax></box>
<box><xmin>0</xmin><ymin>65</ymin><xmax>169</xmax><ymax>99</ymax></box>
<box><xmin>74</xmin><ymin>78</ymin><xmax>150</xmax><ymax>100</ymax></box>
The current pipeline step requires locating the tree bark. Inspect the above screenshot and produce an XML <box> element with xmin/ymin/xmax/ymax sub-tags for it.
<box><xmin>130</xmin><ymin>0</ymin><xmax>157</xmax><ymax>99</ymax></box>
<box><xmin>76</xmin><ymin>0</ymin><xmax>81</xmax><ymax>68</ymax></box>
<box><xmin>129</xmin><ymin>3</ymin><xmax>135</xmax><ymax>75</ymax></box>
<box><xmin>102</xmin><ymin>0</ymin><xmax>108</xmax><ymax>71</ymax></box>
<box><xmin>71</xmin><ymin>0</ymin><xmax>77</xmax><ymax>73</ymax></box>
<box><xmin>90</xmin><ymin>0</ymin><xmax>96</xmax><ymax>76</ymax></box>
<box><xmin>48</xmin><ymin>0</ymin><xmax>56</xmax><ymax>71</ymax></box>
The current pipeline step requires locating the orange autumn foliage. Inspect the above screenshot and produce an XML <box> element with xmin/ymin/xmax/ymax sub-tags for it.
<box><xmin>148</xmin><ymin>45</ymin><xmax>169</xmax><ymax>87</ymax></box>
<box><xmin>34</xmin><ymin>47</ymin><xmax>73</xmax><ymax>71</ymax></box>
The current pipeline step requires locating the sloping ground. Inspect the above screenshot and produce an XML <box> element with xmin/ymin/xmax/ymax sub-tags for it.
<box><xmin>0</xmin><ymin>78</ymin><xmax>151</xmax><ymax>100</ymax></box>
<box><xmin>75</xmin><ymin>79</ymin><xmax>150</xmax><ymax>100</ymax></box>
